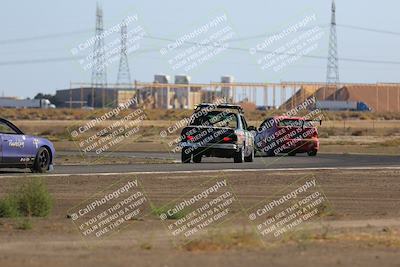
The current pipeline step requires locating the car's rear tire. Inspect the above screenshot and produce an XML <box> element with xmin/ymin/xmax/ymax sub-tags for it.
<box><xmin>193</xmin><ymin>153</ymin><xmax>202</xmax><ymax>163</ymax></box>
<box><xmin>308</xmin><ymin>150</ymin><xmax>318</xmax><ymax>156</ymax></box>
<box><xmin>266</xmin><ymin>150</ymin><xmax>275</xmax><ymax>157</ymax></box>
<box><xmin>181</xmin><ymin>148</ymin><xmax>191</xmax><ymax>163</ymax></box>
<box><xmin>234</xmin><ymin>148</ymin><xmax>244</xmax><ymax>163</ymax></box>
<box><xmin>244</xmin><ymin>148</ymin><xmax>254</xmax><ymax>162</ymax></box>
<box><xmin>32</xmin><ymin>147</ymin><xmax>51</xmax><ymax>173</ymax></box>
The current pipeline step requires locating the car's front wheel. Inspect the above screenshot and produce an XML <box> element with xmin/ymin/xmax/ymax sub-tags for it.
<box><xmin>32</xmin><ymin>147</ymin><xmax>51</xmax><ymax>173</ymax></box>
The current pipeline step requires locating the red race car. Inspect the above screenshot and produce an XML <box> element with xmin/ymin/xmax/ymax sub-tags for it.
<box><xmin>254</xmin><ymin>116</ymin><xmax>321</xmax><ymax>157</ymax></box>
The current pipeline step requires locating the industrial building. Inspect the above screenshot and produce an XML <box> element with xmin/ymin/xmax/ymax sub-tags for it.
<box><xmin>54</xmin><ymin>87</ymin><xmax>136</xmax><ymax>108</ymax></box>
<box><xmin>55</xmin><ymin>79</ymin><xmax>400</xmax><ymax>112</ymax></box>
<box><xmin>59</xmin><ymin>75</ymin><xmax>233</xmax><ymax>110</ymax></box>
<box><xmin>281</xmin><ymin>83</ymin><xmax>400</xmax><ymax>112</ymax></box>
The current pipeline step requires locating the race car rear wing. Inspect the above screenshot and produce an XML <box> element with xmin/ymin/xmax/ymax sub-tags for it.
<box><xmin>302</xmin><ymin>119</ymin><xmax>323</xmax><ymax>128</ymax></box>
<box><xmin>194</xmin><ymin>103</ymin><xmax>244</xmax><ymax>113</ymax></box>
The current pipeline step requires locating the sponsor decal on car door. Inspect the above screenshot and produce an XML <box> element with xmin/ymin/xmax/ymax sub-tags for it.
<box><xmin>20</xmin><ymin>135</ymin><xmax>38</xmax><ymax>164</ymax></box>
<box><xmin>1</xmin><ymin>134</ymin><xmax>27</xmax><ymax>164</ymax></box>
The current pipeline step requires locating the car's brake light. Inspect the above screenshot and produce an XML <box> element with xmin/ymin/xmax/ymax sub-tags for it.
<box><xmin>186</xmin><ymin>135</ymin><xmax>194</xmax><ymax>141</ymax></box>
<box><xmin>223</xmin><ymin>137</ymin><xmax>232</xmax><ymax>142</ymax></box>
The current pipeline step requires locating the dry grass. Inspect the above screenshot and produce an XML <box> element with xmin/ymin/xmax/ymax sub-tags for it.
<box><xmin>180</xmin><ymin>226</ymin><xmax>400</xmax><ymax>252</ymax></box>
<box><xmin>334</xmin><ymin>232</ymin><xmax>400</xmax><ymax>248</ymax></box>
<box><xmin>3</xmin><ymin>108</ymin><xmax>400</xmax><ymax>121</ymax></box>
<box><xmin>274</xmin><ymin>226</ymin><xmax>400</xmax><ymax>249</ymax></box>
<box><xmin>12</xmin><ymin>118</ymin><xmax>399</xmax><ymax>155</ymax></box>
<box><xmin>181</xmin><ymin>229</ymin><xmax>263</xmax><ymax>252</ymax></box>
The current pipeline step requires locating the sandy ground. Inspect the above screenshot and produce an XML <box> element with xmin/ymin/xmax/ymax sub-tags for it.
<box><xmin>0</xmin><ymin>169</ymin><xmax>399</xmax><ymax>267</ymax></box>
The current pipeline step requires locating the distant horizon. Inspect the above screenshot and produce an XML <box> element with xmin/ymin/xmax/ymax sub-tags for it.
<box><xmin>1</xmin><ymin>0</ymin><xmax>399</xmax><ymax>98</ymax></box>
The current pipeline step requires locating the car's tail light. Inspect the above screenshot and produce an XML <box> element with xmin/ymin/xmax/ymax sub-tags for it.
<box><xmin>312</xmin><ymin>131</ymin><xmax>318</xmax><ymax>138</ymax></box>
<box><xmin>186</xmin><ymin>135</ymin><xmax>194</xmax><ymax>141</ymax></box>
<box><xmin>223</xmin><ymin>134</ymin><xmax>237</xmax><ymax>143</ymax></box>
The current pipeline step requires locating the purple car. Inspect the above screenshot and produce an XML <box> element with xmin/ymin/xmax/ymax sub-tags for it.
<box><xmin>0</xmin><ymin>118</ymin><xmax>55</xmax><ymax>173</ymax></box>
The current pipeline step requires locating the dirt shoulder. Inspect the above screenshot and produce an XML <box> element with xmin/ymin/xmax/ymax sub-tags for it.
<box><xmin>0</xmin><ymin>169</ymin><xmax>399</xmax><ymax>267</ymax></box>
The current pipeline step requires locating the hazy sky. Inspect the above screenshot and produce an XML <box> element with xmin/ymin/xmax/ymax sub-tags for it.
<box><xmin>0</xmin><ymin>0</ymin><xmax>399</xmax><ymax>98</ymax></box>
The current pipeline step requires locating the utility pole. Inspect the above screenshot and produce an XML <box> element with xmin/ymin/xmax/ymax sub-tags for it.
<box><xmin>91</xmin><ymin>3</ymin><xmax>107</xmax><ymax>107</ymax></box>
<box><xmin>116</xmin><ymin>19</ymin><xmax>132</xmax><ymax>85</ymax></box>
<box><xmin>326</xmin><ymin>0</ymin><xmax>340</xmax><ymax>100</ymax></box>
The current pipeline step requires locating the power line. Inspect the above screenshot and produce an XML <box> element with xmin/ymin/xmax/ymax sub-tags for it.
<box><xmin>0</xmin><ymin>48</ymin><xmax>161</xmax><ymax>66</ymax></box>
<box><xmin>1</xmin><ymin>49</ymin><xmax>400</xmax><ymax>67</ymax></box>
<box><xmin>0</xmin><ymin>21</ymin><xmax>398</xmax><ymax>47</ymax></box>
<box><xmin>139</xmin><ymin>33</ymin><xmax>400</xmax><ymax>65</ymax></box>
<box><xmin>1</xmin><ymin>27</ymin><xmax>400</xmax><ymax>67</ymax></box>
<box><xmin>0</xmin><ymin>29</ymin><xmax>92</xmax><ymax>45</ymax></box>
<box><xmin>0</xmin><ymin>56</ymin><xmax>81</xmax><ymax>66</ymax></box>
<box><xmin>226</xmin><ymin>24</ymin><xmax>330</xmax><ymax>42</ymax></box>
<box><xmin>338</xmin><ymin>24</ymin><xmax>400</xmax><ymax>36</ymax></box>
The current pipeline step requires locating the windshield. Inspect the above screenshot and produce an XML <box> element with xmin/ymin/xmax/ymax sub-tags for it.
<box><xmin>190</xmin><ymin>111</ymin><xmax>238</xmax><ymax>129</ymax></box>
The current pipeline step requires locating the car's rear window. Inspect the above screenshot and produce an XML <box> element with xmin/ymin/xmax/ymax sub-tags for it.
<box><xmin>278</xmin><ymin>119</ymin><xmax>313</xmax><ymax>127</ymax></box>
<box><xmin>190</xmin><ymin>111</ymin><xmax>238</xmax><ymax>128</ymax></box>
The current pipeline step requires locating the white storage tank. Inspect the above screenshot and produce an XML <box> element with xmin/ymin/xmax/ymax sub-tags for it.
<box><xmin>221</xmin><ymin>75</ymin><xmax>234</xmax><ymax>103</ymax></box>
<box><xmin>154</xmin><ymin>74</ymin><xmax>171</xmax><ymax>109</ymax></box>
<box><xmin>174</xmin><ymin>75</ymin><xmax>191</xmax><ymax>109</ymax></box>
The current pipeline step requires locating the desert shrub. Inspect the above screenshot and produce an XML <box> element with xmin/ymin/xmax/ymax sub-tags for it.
<box><xmin>16</xmin><ymin>178</ymin><xmax>53</xmax><ymax>217</ymax></box>
<box><xmin>321</xmin><ymin>127</ymin><xmax>337</xmax><ymax>137</ymax></box>
<box><xmin>359</xmin><ymin>113</ymin><xmax>370</xmax><ymax>120</ymax></box>
<box><xmin>0</xmin><ymin>196</ymin><xmax>20</xmax><ymax>218</ymax></box>
<box><xmin>150</xmin><ymin>204</ymin><xmax>188</xmax><ymax>220</ymax></box>
<box><xmin>351</xmin><ymin>129</ymin><xmax>365</xmax><ymax>136</ymax></box>
<box><xmin>0</xmin><ymin>178</ymin><xmax>52</xmax><ymax>218</ymax></box>
<box><xmin>318</xmin><ymin>132</ymin><xmax>329</xmax><ymax>138</ymax></box>
<box><xmin>16</xmin><ymin>218</ymin><xmax>33</xmax><ymax>230</ymax></box>
<box><xmin>40</xmin><ymin>129</ymin><xmax>53</xmax><ymax>136</ymax></box>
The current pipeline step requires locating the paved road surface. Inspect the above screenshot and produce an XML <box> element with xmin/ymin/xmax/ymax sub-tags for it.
<box><xmin>0</xmin><ymin>152</ymin><xmax>398</xmax><ymax>176</ymax></box>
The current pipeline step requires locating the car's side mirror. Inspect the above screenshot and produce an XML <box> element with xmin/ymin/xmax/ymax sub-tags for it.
<box><xmin>247</xmin><ymin>126</ymin><xmax>257</xmax><ymax>131</ymax></box>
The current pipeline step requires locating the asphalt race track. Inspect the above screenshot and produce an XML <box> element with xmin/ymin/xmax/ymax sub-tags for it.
<box><xmin>0</xmin><ymin>152</ymin><xmax>398</xmax><ymax>176</ymax></box>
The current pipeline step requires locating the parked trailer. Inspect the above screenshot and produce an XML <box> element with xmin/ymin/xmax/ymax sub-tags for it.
<box><xmin>0</xmin><ymin>99</ymin><xmax>55</xmax><ymax>109</ymax></box>
<box><xmin>315</xmin><ymin>100</ymin><xmax>371</xmax><ymax>112</ymax></box>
